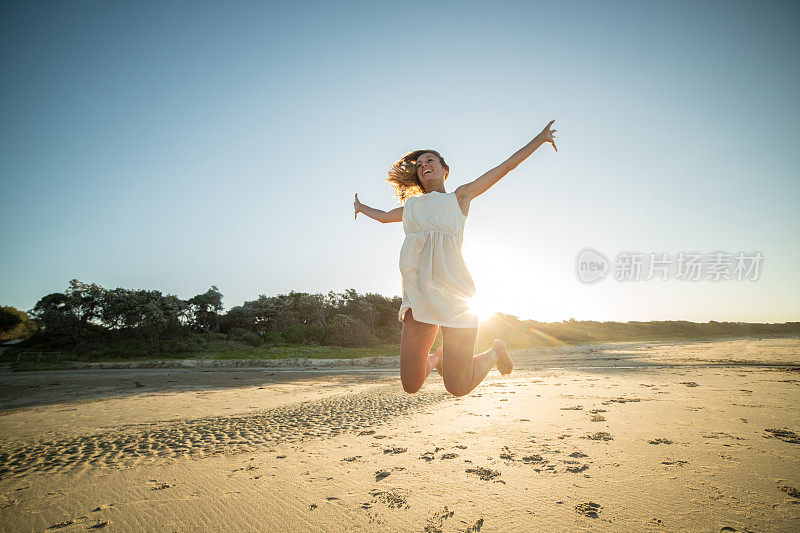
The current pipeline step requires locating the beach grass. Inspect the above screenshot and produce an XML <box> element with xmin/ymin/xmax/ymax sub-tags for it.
<box><xmin>4</xmin><ymin>332</ymin><xmax>797</xmax><ymax>372</ymax></box>
<box><xmin>5</xmin><ymin>342</ymin><xmax>404</xmax><ymax>371</ymax></box>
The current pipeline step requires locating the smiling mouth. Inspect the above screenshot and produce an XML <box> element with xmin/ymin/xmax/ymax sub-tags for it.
<box><xmin>423</xmin><ymin>170</ymin><xmax>432</xmax><ymax>176</ymax></box>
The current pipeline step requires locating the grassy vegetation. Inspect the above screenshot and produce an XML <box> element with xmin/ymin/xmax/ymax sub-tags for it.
<box><xmin>212</xmin><ymin>344</ymin><xmax>402</xmax><ymax>360</ymax></box>
<box><xmin>4</xmin><ymin>331</ymin><xmax>796</xmax><ymax>372</ymax></box>
<box><xmin>3</xmin><ymin>338</ymin><xmax>403</xmax><ymax>371</ymax></box>
<box><xmin>8</xmin><ymin>280</ymin><xmax>797</xmax><ymax>372</ymax></box>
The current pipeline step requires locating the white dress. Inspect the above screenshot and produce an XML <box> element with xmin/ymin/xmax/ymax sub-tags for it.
<box><xmin>397</xmin><ymin>191</ymin><xmax>480</xmax><ymax>328</ymax></box>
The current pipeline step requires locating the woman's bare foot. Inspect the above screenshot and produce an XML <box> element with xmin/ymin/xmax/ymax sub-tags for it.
<box><xmin>427</xmin><ymin>346</ymin><xmax>444</xmax><ymax>375</ymax></box>
<box><xmin>493</xmin><ymin>338</ymin><xmax>513</xmax><ymax>375</ymax></box>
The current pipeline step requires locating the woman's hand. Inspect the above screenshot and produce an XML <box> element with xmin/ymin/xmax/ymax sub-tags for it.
<box><xmin>538</xmin><ymin>119</ymin><xmax>557</xmax><ymax>152</ymax></box>
<box><xmin>354</xmin><ymin>193</ymin><xmax>362</xmax><ymax>220</ymax></box>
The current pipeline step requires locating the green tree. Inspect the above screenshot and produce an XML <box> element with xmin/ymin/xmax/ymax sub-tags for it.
<box><xmin>29</xmin><ymin>291</ymin><xmax>78</xmax><ymax>345</ymax></box>
<box><xmin>0</xmin><ymin>306</ymin><xmax>38</xmax><ymax>340</ymax></box>
<box><xmin>188</xmin><ymin>285</ymin><xmax>223</xmax><ymax>333</ymax></box>
<box><xmin>0</xmin><ymin>307</ymin><xmax>22</xmax><ymax>334</ymax></box>
<box><xmin>326</xmin><ymin>314</ymin><xmax>377</xmax><ymax>347</ymax></box>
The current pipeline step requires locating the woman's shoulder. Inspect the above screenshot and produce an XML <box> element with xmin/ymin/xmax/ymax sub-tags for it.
<box><xmin>400</xmin><ymin>195</ymin><xmax>415</xmax><ymax>214</ymax></box>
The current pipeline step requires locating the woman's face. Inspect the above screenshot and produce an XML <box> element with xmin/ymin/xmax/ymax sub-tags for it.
<box><xmin>415</xmin><ymin>152</ymin><xmax>448</xmax><ymax>191</ymax></box>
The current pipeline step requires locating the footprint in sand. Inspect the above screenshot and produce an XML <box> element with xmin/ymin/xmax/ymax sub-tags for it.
<box><xmin>575</xmin><ymin>502</ymin><xmax>601</xmax><ymax>518</ymax></box>
<box><xmin>91</xmin><ymin>504</ymin><xmax>114</xmax><ymax>512</ymax></box>
<box><xmin>565</xmin><ymin>463</ymin><xmax>589</xmax><ymax>473</ymax></box>
<box><xmin>464</xmin><ymin>517</ymin><xmax>484</xmax><ymax>532</ymax></box>
<box><xmin>648</xmin><ymin>438</ymin><xmax>673</xmax><ymax>445</ymax></box>
<box><xmin>368</xmin><ymin>488</ymin><xmax>410</xmax><ymax>509</ymax></box>
<box><xmin>423</xmin><ymin>506</ymin><xmax>454</xmax><ymax>533</ymax></box>
<box><xmin>580</xmin><ymin>432</ymin><xmax>613</xmax><ymax>441</ymax></box>
<box><xmin>419</xmin><ymin>446</ymin><xmax>445</xmax><ymax>461</ymax></box>
<box><xmin>661</xmin><ymin>459</ymin><xmax>688</xmax><ymax>466</ymax></box>
<box><xmin>47</xmin><ymin>519</ymin><xmax>75</xmax><ymax>529</ymax></box>
<box><xmin>679</xmin><ymin>381</ymin><xmax>700</xmax><ymax>387</ymax></box>
<box><xmin>522</xmin><ymin>455</ymin><xmax>546</xmax><ymax>464</ymax></box>
<box><xmin>465</xmin><ymin>467</ymin><xmax>502</xmax><ymax>482</ymax></box>
<box><xmin>701</xmin><ymin>432</ymin><xmax>744</xmax><ymax>441</ymax></box>
<box><xmin>602</xmin><ymin>397</ymin><xmax>645</xmax><ymax>405</ymax></box>
<box><xmin>499</xmin><ymin>446</ymin><xmax>515</xmax><ymax>460</ymax></box>
<box><xmin>375</xmin><ymin>469</ymin><xmax>391</xmax><ymax>481</ymax></box>
<box><xmin>764</xmin><ymin>428</ymin><xmax>800</xmax><ymax>443</ymax></box>
<box><xmin>779</xmin><ymin>485</ymin><xmax>800</xmax><ymax>499</ymax></box>
<box><xmin>383</xmin><ymin>447</ymin><xmax>407</xmax><ymax>454</ymax></box>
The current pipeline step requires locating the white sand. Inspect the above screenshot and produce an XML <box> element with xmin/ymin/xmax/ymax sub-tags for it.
<box><xmin>1</xmin><ymin>338</ymin><xmax>799</xmax><ymax>531</ymax></box>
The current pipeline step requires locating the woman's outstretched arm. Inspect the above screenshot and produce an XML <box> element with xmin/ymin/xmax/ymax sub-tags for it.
<box><xmin>456</xmin><ymin>120</ymin><xmax>557</xmax><ymax>206</ymax></box>
<box><xmin>354</xmin><ymin>193</ymin><xmax>403</xmax><ymax>223</ymax></box>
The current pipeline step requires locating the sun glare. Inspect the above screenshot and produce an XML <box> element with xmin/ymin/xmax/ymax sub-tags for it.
<box><xmin>468</xmin><ymin>296</ymin><xmax>496</xmax><ymax>322</ymax></box>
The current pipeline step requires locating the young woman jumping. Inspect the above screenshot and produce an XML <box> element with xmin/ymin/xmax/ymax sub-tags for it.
<box><xmin>354</xmin><ymin>120</ymin><xmax>557</xmax><ymax>397</ymax></box>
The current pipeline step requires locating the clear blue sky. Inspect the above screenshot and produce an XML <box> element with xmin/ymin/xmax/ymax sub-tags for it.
<box><xmin>1</xmin><ymin>0</ymin><xmax>798</xmax><ymax>323</ymax></box>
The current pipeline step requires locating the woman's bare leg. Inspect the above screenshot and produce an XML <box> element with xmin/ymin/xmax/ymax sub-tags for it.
<box><xmin>440</xmin><ymin>327</ymin><xmax>514</xmax><ymax>397</ymax></box>
<box><xmin>400</xmin><ymin>309</ymin><xmax>439</xmax><ymax>393</ymax></box>
<box><xmin>426</xmin><ymin>345</ymin><xmax>443</xmax><ymax>375</ymax></box>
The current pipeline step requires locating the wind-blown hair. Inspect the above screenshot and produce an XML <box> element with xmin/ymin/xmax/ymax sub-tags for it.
<box><xmin>386</xmin><ymin>149</ymin><xmax>449</xmax><ymax>204</ymax></box>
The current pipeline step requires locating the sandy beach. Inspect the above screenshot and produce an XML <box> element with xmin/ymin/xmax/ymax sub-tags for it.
<box><xmin>1</xmin><ymin>337</ymin><xmax>799</xmax><ymax>531</ymax></box>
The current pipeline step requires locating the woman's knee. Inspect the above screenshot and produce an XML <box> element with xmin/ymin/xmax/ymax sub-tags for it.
<box><xmin>401</xmin><ymin>375</ymin><xmax>423</xmax><ymax>394</ymax></box>
<box><xmin>400</xmin><ymin>367</ymin><xmax>425</xmax><ymax>394</ymax></box>
<box><xmin>403</xmin><ymin>381</ymin><xmax>422</xmax><ymax>394</ymax></box>
<box><xmin>442</xmin><ymin>373</ymin><xmax>471</xmax><ymax>397</ymax></box>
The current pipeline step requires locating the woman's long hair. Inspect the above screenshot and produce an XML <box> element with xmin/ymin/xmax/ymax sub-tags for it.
<box><xmin>386</xmin><ymin>149</ymin><xmax>449</xmax><ymax>204</ymax></box>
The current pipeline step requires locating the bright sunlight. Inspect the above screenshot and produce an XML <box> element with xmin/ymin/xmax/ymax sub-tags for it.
<box><xmin>468</xmin><ymin>296</ymin><xmax>496</xmax><ymax>322</ymax></box>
